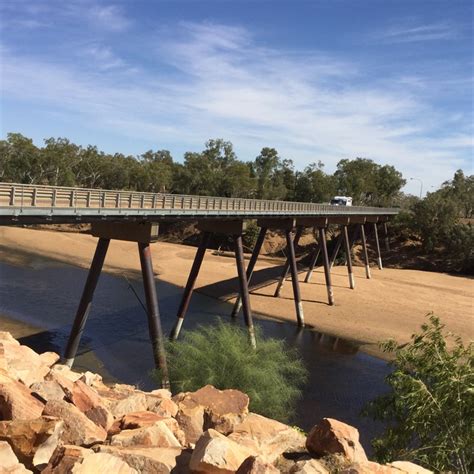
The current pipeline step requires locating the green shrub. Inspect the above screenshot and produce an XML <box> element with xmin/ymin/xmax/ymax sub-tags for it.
<box><xmin>155</xmin><ymin>321</ymin><xmax>308</xmax><ymax>422</ymax></box>
<box><xmin>363</xmin><ymin>314</ymin><xmax>473</xmax><ymax>473</ymax></box>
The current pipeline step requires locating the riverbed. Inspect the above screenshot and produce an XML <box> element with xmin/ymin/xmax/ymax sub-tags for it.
<box><xmin>0</xmin><ymin>258</ymin><xmax>390</xmax><ymax>451</ymax></box>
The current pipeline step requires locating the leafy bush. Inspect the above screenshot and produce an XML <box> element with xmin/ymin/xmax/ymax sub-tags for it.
<box><xmin>155</xmin><ymin>321</ymin><xmax>308</xmax><ymax>422</ymax></box>
<box><xmin>363</xmin><ymin>315</ymin><xmax>473</xmax><ymax>473</ymax></box>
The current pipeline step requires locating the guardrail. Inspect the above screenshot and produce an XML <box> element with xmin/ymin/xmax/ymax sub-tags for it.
<box><xmin>0</xmin><ymin>182</ymin><xmax>399</xmax><ymax>219</ymax></box>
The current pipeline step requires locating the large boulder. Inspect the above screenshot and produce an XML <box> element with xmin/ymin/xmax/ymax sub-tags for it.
<box><xmin>0</xmin><ymin>416</ymin><xmax>63</xmax><ymax>470</ymax></box>
<box><xmin>42</xmin><ymin>400</ymin><xmax>106</xmax><ymax>446</ymax></box>
<box><xmin>0</xmin><ymin>441</ymin><xmax>32</xmax><ymax>474</ymax></box>
<box><xmin>110</xmin><ymin>421</ymin><xmax>181</xmax><ymax>448</ymax></box>
<box><xmin>30</xmin><ymin>380</ymin><xmax>65</xmax><ymax>403</ymax></box>
<box><xmin>0</xmin><ymin>334</ymin><xmax>50</xmax><ymax>387</ymax></box>
<box><xmin>178</xmin><ymin>385</ymin><xmax>249</xmax><ymax>434</ymax></box>
<box><xmin>70</xmin><ymin>452</ymin><xmax>137</xmax><ymax>473</ymax></box>
<box><xmin>290</xmin><ymin>459</ymin><xmax>330</xmax><ymax>473</ymax></box>
<box><xmin>236</xmin><ymin>456</ymin><xmax>280</xmax><ymax>474</ymax></box>
<box><xmin>0</xmin><ymin>369</ymin><xmax>44</xmax><ymax>420</ymax></box>
<box><xmin>62</xmin><ymin>379</ymin><xmax>114</xmax><ymax>431</ymax></box>
<box><xmin>228</xmin><ymin>413</ymin><xmax>306</xmax><ymax>463</ymax></box>
<box><xmin>306</xmin><ymin>418</ymin><xmax>367</xmax><ymax>464</ymax></box>
<box><xmin>98</xmin><ymin>387</ymin><xmax>148</xmax><ymax>418</ymax></box>
<box><xmin>97</xmin><ymin>445</ymin><xmax>191</xmax><ymax>473</ymax></box>
<box><xmin>189</xmin><ymin>429</ymin><xmax>254</xmax><ymax>473</ymax></box>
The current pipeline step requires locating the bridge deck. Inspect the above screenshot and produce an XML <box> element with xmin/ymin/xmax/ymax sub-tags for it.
<box><xmin>0</xmin><ymin>182</ymin><xmax>398</xmax><ymax>225</ymax></box>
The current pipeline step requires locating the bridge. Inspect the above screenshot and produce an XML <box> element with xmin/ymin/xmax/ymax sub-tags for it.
<box><xmin>0</xmin><ymin>182</ymin><xmax>399</xmax><ymax>387</ymax></box>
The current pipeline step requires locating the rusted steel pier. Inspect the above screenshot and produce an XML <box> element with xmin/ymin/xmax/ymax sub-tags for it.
<box><xmin>0</xmin><ymin>182</ymin><xmax>397</xmax><ymax>387</ymax></box>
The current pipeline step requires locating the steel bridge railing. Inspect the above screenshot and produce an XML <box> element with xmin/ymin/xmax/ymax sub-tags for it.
<box><xmin>0</xmin><ymin>182</ymin><xmax>399</xmax><ymax>217</ymax></box>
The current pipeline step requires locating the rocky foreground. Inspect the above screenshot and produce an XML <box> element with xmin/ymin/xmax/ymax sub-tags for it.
<box><xmin>0</xmin><ymin>333</ymin><xmax>430</xmax><ymax>473</ymax></box>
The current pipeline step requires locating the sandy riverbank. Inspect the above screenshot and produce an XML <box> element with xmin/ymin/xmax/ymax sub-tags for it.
<box><xmin>0</xmin><ymin>226</ymin><xmax>472</xmax><ymax>356</ymax></box>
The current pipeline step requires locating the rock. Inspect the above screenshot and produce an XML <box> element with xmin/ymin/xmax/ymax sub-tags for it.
<box><xmin>190</xmin><ymin>429</ymin><xmax>253</xmax><ymax>473</ymax></box>
<box><xmin>148</xmin><ymin>397</ymin><xmax>179</xmax><ymax>418</ymax></box>
<box><xmin>42</xmin><ymin>445</ymin><xmax>94</xmax><ymax>474</ymax></box>
<box><xmin>150</xmin><ymin>388</ymin><xmax>172</xmax><ymax>399</ymax></box>
<box><xmin>387</xmin><ymin>461</ymin><xmax>433</xmax><ymax>473</ymax></box>
<box><xmin>48</xmin><ymin>365</ymin><xmax>82</xmax><ymax>383</ymax></box>
<box><xmin>306</xmin><ymin>418</ymin><xmax>367</xmax><ymax>464</ymax></box>
<box><xmin>110</xmin><ymin>421</ymin><xmax>181</xmax><ymax>448</ymax></box>
<box><xmin>341</xmin><ymin>461</ymin><xmax>401</xmax><ymax>473</ymax></box>
<box><xmin>290</xmin><ymin>459</ymin><xmax>330</xmax><ymax>473</ymax></box>
<box><xmin>78</xmin><ymin>371</ymin><xmax>103</xmax><ymax>387</ymax></box>
<box><xmin>71</xmin><ymin>452</ymin><xmax>138</xmax><ymax>473</ymax></box>
<box><xmin>120</xmin><ymin>411</ymin><xmax>167</xmax><ymax>429</ymax></box>
<box><xmin>30</xmin><ymin>381</ymin><xmax>65</xmax><ymax>403</ymax></box>
<box><xmin>175</xmin><ymin>396</ymin><xmax>205</xmax><ymax>445</ymax></box>
<box><xmin>63</xmin><ymin>379</ymin><xmax>114</xmax><ymax>430</ymax></box>
<box><xmin>0</xmin><ymin>441</ymin><xmax>32</xmax><ymax>474</ymax></box>
<box><xmin>177</xmin><ymin>385</ymin><xmax>249</xmax><ymax>436</ymax></box>
<box><xmin>229</xmin><ymin>413</ymin><xmax>306</xmax><ymax>463</ymax></box>
<box><xmin>42</xmin><ymin>400</ymin><xmax>107</xmax><ymax>446</ymax></box>
<box><xmin>39</xmin><ymin>352</ymin><xmax>60</xmax><ymax>368</ymax></box>
<box><xmin>0</xmin><ymin>369</ymin><xmax>44</xmax><ymax>420</ymax></box>
<box><xmin>0</xmin><ymin>416</ymin><xmax>63</xmax><ymax>469</ymax></box>
<box><xmin>0</xmin><ymin>333</ymin><xmax>19</xmax><ymax>345</ymax></box>
<box><xmin>0</xmin><ymin>340</ymin><xmax>50</xmax><ymax>387</ymax></box>
<box><xmin>100</xmin><ymin>390</ymin><xmax>148</xmax><ymax>418</ymax></box>
<box><xmin>237</xmin><ymin>456</ymin><xmax>280</xmax><ymax>473</ymax></box>
<box><xmin>97</xmin><ymin>445</ymin><xmax>191</xmax><ymax>473</ymax></box>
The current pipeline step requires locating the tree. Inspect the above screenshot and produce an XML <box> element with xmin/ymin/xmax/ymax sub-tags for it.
<box><xmin>252</xmin><ymin>147</ymin><xmax>289</xmax><ymax>200</ymax></box>
<box><xmin>294</xmin><ymin>161</ymin><xmax>336</xmax><ymax>203</ymax></box>
<box><xmin>364</xmin><ymin>315</ymin><xmax>473</xmax><ymax>473</ymax></box>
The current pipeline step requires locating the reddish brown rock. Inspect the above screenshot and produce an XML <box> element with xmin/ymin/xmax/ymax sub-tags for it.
<box><xmin>190</xmin><ymin>429</ymin><xmax>253</xmax><ymax>473</ymax></box>
<box><xmin>42</xmin><ymin>445</ymin><xmax>93</xmax><ymax>474</ymax></box>
<box><xmin>306</xmin><ymin>418</ymin><xmax>367</xmax><ymax>464</ymax></box>
<box><xmin>110</xmin><ymin>421</ymin><xmax>181</xmax><ymax>448</ymax></box>
<box><xmin>63</xmin><ymin>379</ymin><xmax>114</xmax><ymax>430</ymax></box>
<box><xmin>120</xmin><ymin>411</ymin><xmax>167</xmax><ymax>429</ymax></box>
<box><xmin>290</xmin><ymin>459</ymin><xmax>330</xmax><ymax>473</ymax></box>
<box><xmin>148</xmin><ymin>397</ymin><xmax>179</xmax><ymax>418</ymax></box>
<box><xmin>100</xmin><ymin>389</ymin><xmax>148</xmax><ymax>418</ymax></box>
<box><xmin>71</xmin><ymin>452</ymin><xmax>138</xmax><ymax>473</ymax></box>
<box><xmin>178</xmin><ymin>385</ymin><xmax>249</xmax><ymax>435</ymax></box>
<box><xmin>42</xmin><ymin>400</ymin><xmax>107</xmax><ymax>447</ymax></box>
<box><xmin>229</xmin><ymin>413</ymin><xmax>306</xmax><ymax>463</ymax></box>
<box><xmin>97</xmin><ymin>445</ymin><xmax>190</xmax><ymax>473</ymax></box>
<box><xmin>39</xmin><ymin>352</ymin><xmax>60</xmax><ymax>368</ymax></box>
<box><xmin>175</xmin><ymin>397</ymin><xmax>205</xmax><ymax>446</ymax></box>
<box><xmin>30</xmin><ymin>380</ymin><xmax>65</xmax><ymax>403</ymax></box>
<box><xmin>0</xmin><ymin>416</ymin><xmax>63</xmax><ymax>469</ymax></box>
<box><xmin>237</xmin><ymin>456</ymin><xmax>280</xmax><ymax>474</ymax></box>
<box><xmin>0</xmin><ymin>369</ymin><xmax>44</xmax><ymax>420</ymax></box>
<box><xmin>387</xmin><ymin>461</ymin><xmax>432</xmax><ymax>473</ymax></box>
<box><xmin>0</xmin><ymin>441</ymin><xmax>32</xmax><ymax>474</ymax></box>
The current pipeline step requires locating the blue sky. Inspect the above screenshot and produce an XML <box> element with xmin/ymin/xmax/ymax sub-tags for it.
<box><xmin>1</xmin><ymin>0</ymin><xmax>472</xmax><ymax>196</ymax></box>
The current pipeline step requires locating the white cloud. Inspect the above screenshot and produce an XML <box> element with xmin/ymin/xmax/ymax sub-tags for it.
<box><xmin>1</xmin><ymin>22</ymin><xmax>471</xmax><ymax>195</ymax></box>
<box><xmin>373</xmin><ymin>21</ymin><xmax>458</xmax><ymax>43</ymax></box>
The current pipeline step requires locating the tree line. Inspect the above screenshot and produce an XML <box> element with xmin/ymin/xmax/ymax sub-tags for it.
<box><xmin>0</xmin><ymin>133</ymin><xmax>405</xmax><ymax>206</ymax></box>
<box><xmin>1</xmin><ymin>132</ymin><xmax>472</xmax><ymax>273</ymax></box>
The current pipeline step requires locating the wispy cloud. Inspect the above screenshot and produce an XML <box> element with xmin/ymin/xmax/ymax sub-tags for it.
<box><xmin>1</xmin><ymin>21</ymin><xmax>471</xmax><ymax>193</ymax></box>
<box><xmin>373</xmin><ymin>21</ymin><xmax>458</xmax><ymax>43</ymax></box>
<box><xmin>81</xmin><ymin>45</ymin><xmax>126</xmax><ymax>70</ymax></box>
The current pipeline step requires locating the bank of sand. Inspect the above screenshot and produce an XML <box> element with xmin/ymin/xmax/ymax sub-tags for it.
<box><xmin>0</xmin><ymin>226</ymin><xmax>472</xmax><ymax>357</ymax></box>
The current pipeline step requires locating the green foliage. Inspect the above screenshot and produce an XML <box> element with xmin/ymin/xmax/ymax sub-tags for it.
<box><xmin>363</xmin><ymin>315</ymin><xmax>473</xmax><ymax>473</ymax></box>
<box><xmin>157</xmin><ymin>321</ymin><xmax>308</xmax><ymax>422</ymax></box>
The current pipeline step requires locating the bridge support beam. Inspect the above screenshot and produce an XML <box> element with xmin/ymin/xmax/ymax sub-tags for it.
<box><xmin>343</xmin><ymin>225</ymin><xmax>355</xmax><ymax>289</ymax></box>
<box><xmin>360</xmin><ymin>224</ymin><xmax>371</xmax><ymax>279</ymax></box>
<box><xmin>274</xmin><ymin>226</ymin><xmax>304</xmax><ymax>298</ymax></box>
<box><xmin>329</xmin><ymin>232</ymin><xmax>343</xmax><ymax>269</ymax></box>
<box><xmin>231</xmin><ymin>226</ymin><xmax>267</xmax><ymax>318</ymax></box>
<box><xmin>304</xmin><ymin>240</ymin><xmax>320</xmax><ymax>283</ymax></box>
<box><xmin>64</xmin><ymin>237</ymin><xmax>109</xmax><ymax>368</ymax></box>
<box><xmin>285</xmin><ymin>228</ymin><xmax>305</xmax><ymax>327</ymax></box>
<box><xmin>384</xmin><ymin>221</ymin><xmax>390</xmax><ymax>252</ymax></box>
<box><xmin>64</xmin><ymin>222</ymin><xmax>170</xmax><ymax>388</ymax></box>
<box><xmin>138</xmin><ymin>242</ymin><xmax>170</xmax><ymax>388</ymax></box>
<box><xmin>373</xmin><ymin>223</ymin><xmax>383</xmax><ymax>270</ymax></box>
<box><xmin>170</xmin><ymin>231</ymin><xmax>211</xmax><ymax>341</ymax></box>
<box><xmin>171</xmin><ymin>220</ymin><xmax>257</xmax><ymax>346</ymax></box>
<box><xmin>319</xmin><ymin>226</ymin><xmax>335</xmax><ymax>305</ymax></box>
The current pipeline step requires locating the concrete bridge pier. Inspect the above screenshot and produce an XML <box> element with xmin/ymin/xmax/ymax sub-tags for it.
<box><xmin>63</xmin><ymin>221</ymin><xmax>170</xmax><ymax>388</ymax></box>
<box><xmin>304</xmin><ymin>229</ymin><xmax>320</xmax><ymax>283</ymax></box>
<box><xmin>170</xmin><ymin>220</ymin><xmax>257</xmax><ymax>348</ymax></box>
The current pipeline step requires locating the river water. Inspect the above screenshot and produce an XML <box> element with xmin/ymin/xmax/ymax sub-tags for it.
<box><xmin>0</xmin><ymin>259</ymin><xmax>390</xmax><ymax>450</ymax></box>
